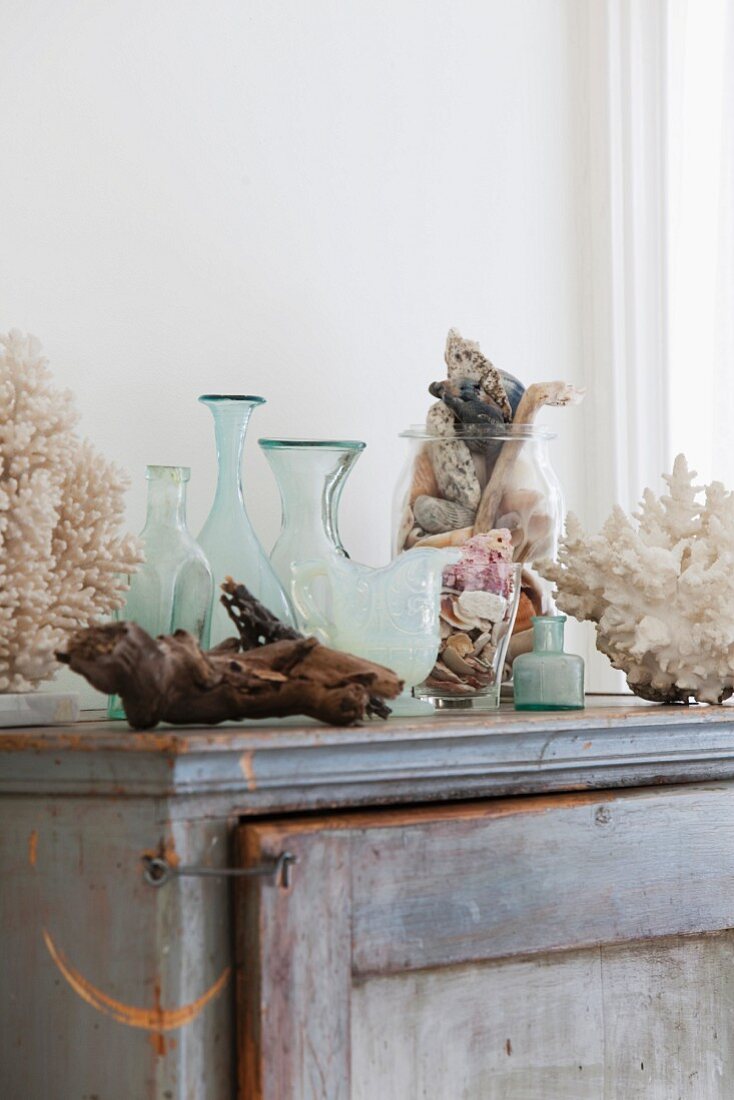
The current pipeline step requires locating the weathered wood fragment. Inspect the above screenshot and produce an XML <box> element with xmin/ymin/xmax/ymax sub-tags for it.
<box><xmin>56</xmin><ymin>581</ymin><xmax>401</xmax><ymax>729</ymax></box>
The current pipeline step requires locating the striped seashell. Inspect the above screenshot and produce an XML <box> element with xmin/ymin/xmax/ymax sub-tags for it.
<box><xmin>413</xmin><ymin>495</ymin><xmax>477</xmax><ymax>534</ymax></box>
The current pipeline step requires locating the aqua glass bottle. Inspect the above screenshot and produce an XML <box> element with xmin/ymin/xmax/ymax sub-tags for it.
<box><xmin>108</xmin><ymin>465</ymin><xmax>214</xmax><ymax>719</ymax></box>
<box><xmin>197</xmin><ymin>395</ymin><xmax>295</xmax><ymax>646</ymax></box>
<box><xmin>258</xmin><ymin>439</ymin><xmax>365</xmax><ymax>616</ymax></box>
<box><xmin>513</xmin><ymin>615</ymin><xmax>584</xmax><ymax>711</ymax></box>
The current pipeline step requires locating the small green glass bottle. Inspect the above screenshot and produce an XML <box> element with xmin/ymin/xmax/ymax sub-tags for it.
<box><xmin>513</xmin><ymin>615</ymin><xmax>584</xmax><ymax>711</ymax></box>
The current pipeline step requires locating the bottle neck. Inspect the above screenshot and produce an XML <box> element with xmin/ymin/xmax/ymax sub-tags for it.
<box><xmin>143</xmin><ymin>468</ymin><xmax>189</xmax><ymax>533</ymax></box>
<box><xmin>532</xmin><ymin>617</ymin><xmax>566</xmax><ymax>653</ymax></box>
<box><xmin>208</xmin><ymin>402</ymin><xmax>256</xmax><ymax>510</ymax></box>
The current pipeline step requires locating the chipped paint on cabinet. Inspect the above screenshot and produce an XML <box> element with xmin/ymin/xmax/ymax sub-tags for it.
<box><xmin>5</xmin><ymin>704</ymin><xmax>734</xmax><ymax>1098</ymax></box>
<box><xmin>0</xmin><ymin>796</ymin><xmax>234</xmax><ymax>1099</ymax></box>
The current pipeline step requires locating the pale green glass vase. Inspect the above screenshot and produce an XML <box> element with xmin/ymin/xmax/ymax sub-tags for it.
<box><xmin>197</xmin><ymin>395</ymin><xmax>295</xmax><ymax>646</ymax></box>
<box><xmin>513</xmin><ymin>615</ymin><xmax>585</xmax><ymax>711</ymax></box>
<box><xmin>108</xmin><ymin>465</ymin><xmax>214</xmax><ymax>719</ymax></box>
<box><xmin>258</xmin><ymin>438</ymin><xmax>365</xmax><ymax>628</ymax></box>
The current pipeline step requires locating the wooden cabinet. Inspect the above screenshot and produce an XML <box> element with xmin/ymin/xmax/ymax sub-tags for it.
<box><xmin>4</xmin><ymin>702</ymin><xmax>734</xmax><ymax>1098</ymax></box>
<box><xmin>238</xmin><ymin>788</ymin><xmax>734</xmax><ymax>1099</ymax></box>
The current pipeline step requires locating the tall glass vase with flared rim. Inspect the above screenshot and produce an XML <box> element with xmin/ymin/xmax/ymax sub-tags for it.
<box><xmin>197</xmin><ymin>395</ymin><xmax>295</xmax><ymax>646</ymax></box>
<box><xmin>259</xmin><ymin>437</ymin><xmax>365</xmax><ymax>587</ymax></box>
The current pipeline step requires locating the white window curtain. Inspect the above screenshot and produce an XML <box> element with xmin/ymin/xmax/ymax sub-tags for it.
<box><xmin>574</xmin><ymin>0</ymin><xmax>733</xmax><ymax>691</ymax></box>
<box><xmin>667</xmin><ymin>0</ymin><xmax>733</xmax><ymax>483</ymax></box>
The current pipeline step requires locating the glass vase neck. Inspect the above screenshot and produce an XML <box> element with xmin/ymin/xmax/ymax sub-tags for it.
<box><xmin>532</xmin><ymin>615</ymin><xmax>566</xmax><ymax>653</ymax></box>
<box><xmin>143</xmin><ymin>465</ymin><xmax>190</xmax><ymax>530</ymax></box>
<box><xmin>199</xmin><ymin>395</ymin><xmax>265</xmax><ymax>511</ymax></box>
<box><xmin>259</xmin><ymin>439</ymin><xmax>365</xmax><ymax>555</ymax></box>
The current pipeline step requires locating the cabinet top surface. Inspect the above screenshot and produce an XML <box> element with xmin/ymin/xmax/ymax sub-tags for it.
<box><xmin>3</xmin><ymin>697</ymin><xmax>734</xmax><ymax>808</ymax></box>
<box><xmin>0</xmin><ymin>696</ymin><xmax>729</xmax><ymax>754</ymax></box>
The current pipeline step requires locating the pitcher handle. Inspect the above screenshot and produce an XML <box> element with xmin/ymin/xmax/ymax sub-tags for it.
<box><xmin>291</xmin><ymin>560</ymin><xmax>333</xmax><ymax>644</ymax></box>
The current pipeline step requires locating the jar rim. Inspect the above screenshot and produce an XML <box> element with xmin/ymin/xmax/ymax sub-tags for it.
<box><xmin>198</xmin><ymin>394</ymin><xmax>266</xmax><ymax>405</ymax></box>
<box><xmin>399</xmin><ymin>423</ymin><xmax>556</xmax><ymax>441</ymax></box>
<box><xmin>259</xmin><ymin>438</ymin><xmax>366</xmax><ymax>451</ymax></box>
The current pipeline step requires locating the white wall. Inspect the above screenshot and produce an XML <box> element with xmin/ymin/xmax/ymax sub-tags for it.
<box><xmin>0</xmin><ymin>0</ymin><xmax>594</xmax><ymax>695</ymax></box>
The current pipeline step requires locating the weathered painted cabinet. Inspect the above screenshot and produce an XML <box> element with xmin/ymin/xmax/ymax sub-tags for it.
<box><xmin>4</xmin><ymin>700</ymin><xmax>734</xmax><ymax>1098</ymax></box>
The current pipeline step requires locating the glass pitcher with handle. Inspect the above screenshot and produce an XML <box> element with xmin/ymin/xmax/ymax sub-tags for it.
<box><xmin>291</xmin><ymin>548</ymin><xmax>459</xmax><ymax>691</ymax></box>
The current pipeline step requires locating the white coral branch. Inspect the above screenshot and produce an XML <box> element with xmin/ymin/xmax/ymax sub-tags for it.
<box><xmin>0</xmin><ymin>330</ymin><xmax>142</xmax><ymax>691</ymax></box>
<box><xmin>538</xmin><ymin>454</ymin><xmax>734</xmax><ymax>704</ymax></box>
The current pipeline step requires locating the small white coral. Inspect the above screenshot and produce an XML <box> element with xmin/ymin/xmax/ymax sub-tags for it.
<box><xmin>0</xmin><ymin>330</ymin><xmax>142</xmax><ymax>691</ymax></box>
<box><xmin>539</xmin><ymin>455</ymin><xmax>734</xmax><ymax>704</ymax></box>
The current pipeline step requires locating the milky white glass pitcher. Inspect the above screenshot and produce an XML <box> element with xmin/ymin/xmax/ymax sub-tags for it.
<box><xmin>291</xmin><ymin>548</ymin><xmax>459</xmax><ymax>691</ymax></box>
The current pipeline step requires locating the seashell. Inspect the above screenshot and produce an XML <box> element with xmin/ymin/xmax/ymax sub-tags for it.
<box><xmin>443</xmin><ymin>329</ymin><xmax>512</xmax><ymax>421</ymax></box>
<box><xmin>508</xmin><ymin>628</ymin><xmax>534</xmax><ymax>664</ymax></box>
<box><xmin>496</xmin><ymin>489</ymin><xmax>554</xmax><ymax>562</ymax></box>
<box><xmin>429</xmin><ymin>379</ymin><xmax>506</xmax><ymax>431</ymax></box>
<box><xmin>424</xmin><ymin>673</ymin><xmax>475</xmax><ymax>694</ymax></box>
<box><xmin>414</xmin><ymin>495</ymin><xmax>477</xmax><ymax>535</ymax></box>
<box><xmin>474</xmin><ymin>381</ymin><xmax>585</xmax><ymax>534</ymax></box>
<box><xmin>432</xmin><ymin>437</ymin><xmax>482</xmax><ymax>509</ymax></box>
<box><xmin>409</xmin><ymin>446</ymin><xmax>440</xmax><ymax>504</ymax></box>
<box><xmin>415</xmin><ymin>526</ymin><xmax>474</xmax><ymax>550</ymax></box>
<box><xmin>428</xmin><ymin>660</ymin><xmax>466</xmax><ymax>684</ymax></box>
<box><xmin>404</xmin><ymin>526</ymin><xmax>426</xmax><ymax>549</ymax></box>
<box><xmin>472</xmin><ymin>450</ymin><xmax>488</xmax><ymax>492</ymax></box>
<box><xmin>477</xmin><ymin>639</ymin><xmax>497</xmax><ymax>665</ymax></box>
<box><xmin>513</xmin><ymin>591</ymin><xmax>537</xmax><ymax>635</ymax></box>
<box><xmin>439</xmin><ymin>594</ymin><xmax>482</xmax><ymax>631</ymax></box>
<box><xmin>498</xmin><ymin>369</ymin><xmax>525</xmax><ymax>417</ymax></box>
<box><xmin>444</xmin><ymin>631</ymin><xmax>474</xmax><ymax>658</ymax></box>
<box><xmin>498</xmin><ymin>488</ymin><xmax>544</xmax><ymax>516</ymax></box>
<box><xmin>522</xmin><ymin>571</ymin><xmax>545</xmax><ymax>614</ymax></box>
<box><xmin>457</xmin><ymin>590</ymin><xmax>507</xmax><ymax>623</ymax></box>
<box><xmin>441</xmin><ymin>646</ymin><xmax>478</xmax><ymax>678</ymax></box>
<box><xmin>440</xmin><ymin>618</ymin><xmax>453</xmax><ymax>640</ymax></box>
<box><xmin>472</xmin><ymin>630</ymin><xmax>493</xmax><ymax>656</ymax></box>
<box><xmin>524</xmin><ymin>515</ymin><xmax>555</xmax><ymax>562</ymax></box>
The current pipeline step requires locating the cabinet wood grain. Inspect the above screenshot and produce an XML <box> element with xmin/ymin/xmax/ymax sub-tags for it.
<box><xmin>237</xmin><ymin>786</ymin><xmax>734</xmax><ymax>1099</ymax></box>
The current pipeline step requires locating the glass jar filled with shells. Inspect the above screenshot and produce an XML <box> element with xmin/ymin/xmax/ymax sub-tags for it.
<box><xmin>393</xmin><ymin>424</ymin><xmax>564</xmax><ymax>706</ymax></box>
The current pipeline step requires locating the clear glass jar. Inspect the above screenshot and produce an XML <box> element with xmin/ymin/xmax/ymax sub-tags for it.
<box><xmin>393</xmin><ymin>424</ymin><xmax>563</xmax><ymax>705</ymax></box>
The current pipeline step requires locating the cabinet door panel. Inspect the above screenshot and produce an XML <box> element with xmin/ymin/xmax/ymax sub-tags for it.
<box><xmin>237</xmin><ymin>786</ymin><xmax>734</xmax><ymax>1099</ymax></box>
<box><xmin>351</xmin><ymin>933</ymin><xmax>734</xmax><ymax>1100</ymax></box>
<box><xmin>350</xmin><ymin>788</ymin><xmax>734</xmax><ymax>975</ymax></box>
<box><xmin>352</xmin><ymin>951</ymin><xmax>605</xmax><ymax>1100</ymax></box>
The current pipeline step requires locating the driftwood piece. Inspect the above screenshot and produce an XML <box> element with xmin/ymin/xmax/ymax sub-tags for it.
<box><xmin>56</xmin><ymin>581</ymin><xmax>402</xmax><ymax>729</ymax></box>
<box><xmin>474</xmin><ymin>381</ymin><xmax>585</xmax><ymax>533</ymax></box>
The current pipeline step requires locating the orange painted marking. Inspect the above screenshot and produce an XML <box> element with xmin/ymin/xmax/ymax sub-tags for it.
<box><xmin>42</xmin><ymin>929</ymin><xmax>230</xmax><ymax>1031</ymax></box>
<box><xmin>240</xmin><ymin>750</ymin><xmax>257</xmax><ymax>792</ymax></box>
<box><xmin>28</xmin><ymin>830</ymin><xmax>38</xmax><ymax>867</ymax></box>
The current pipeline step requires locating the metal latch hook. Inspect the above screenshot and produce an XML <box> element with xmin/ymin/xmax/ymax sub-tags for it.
<box><xmin>142</xmin><ymin>850</ymin><xmax>296</xmax><ymax>889</ymax></box>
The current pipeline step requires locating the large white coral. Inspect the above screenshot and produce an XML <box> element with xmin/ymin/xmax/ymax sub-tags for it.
<box><xmin>0</xmin><ymin>330</ymin><xmax>141</xmax><ymax>691</ymax></box>
<box><xmin>539</xmin><ymin>455</ymin><xmax>734</xmax><ymax>704</ymax></box>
